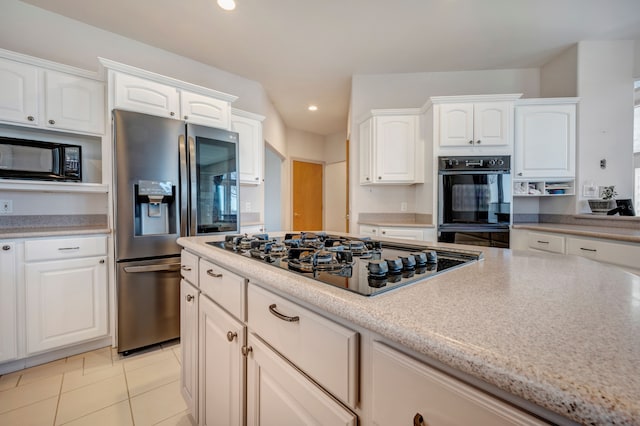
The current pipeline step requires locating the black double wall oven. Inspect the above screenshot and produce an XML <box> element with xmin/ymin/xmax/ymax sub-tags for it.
<box><xmin>438</xmin><ymin>155</ymin><xmax>511</xmax><ymax>248</ymax></box>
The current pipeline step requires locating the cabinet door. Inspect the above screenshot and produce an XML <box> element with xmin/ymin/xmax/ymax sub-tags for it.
<box><xmin>371</xmin><ymin>341</ymin><xmax>544</xmax><ymax>426</ymax></box>
<box><xmin>379</xmin><ymin>227</ymin><xmax>424</xmax><ymax>240</ymax></box>
<box><xmin>514</xmin><ymin>104</ymin><xmax>576</xmax><ymax>178</ymax></box>
<box><xmin>0</xmin><ymin>58</ymin><xmax>39</xmax><ymax>126</ymax></box>
<box><xmin>180</xmin><ymin>279</ymin><xmax>199</xmax><ymax>423</ymax></box>
<box><xmin>44</xmin><ymin>70</ymin><xmax>105</xmax><ymax>134</ymax></box>
<box><xmin>359</xmin><ymin>225</ymin><xmax>378</xmax><ymax>237</ymax></box>
<box><xmin>0</xmin><ymin>242</ymin><xmax>17</xmax><ymax>363</ymax></box>
<box><xmin>566</xmin><ymin>236</ymin><xmax>640</xmax><ymax>272</ymax></box>
<box><xmin>374</xmin><ymin>115</ymin><xmax>417</xmax><ymax>182</ymax></box>
<box><xmin>25</xmin><ymin>256</ymin><xmax>108</xmax><ymax>354</ymax></box>
<box><xmin>473</xmin><ymin>102</ymin><xmax>510</xmax><ymax>146</ymax></box>
<box><xmin>246</xmin><ymin>334</ymin><xmax>357</xmax><ymax>426</ymax></box>
<box><xmin>232</xmin><ymin>114</ymin><xmax>263</xmax><ymax>184</ymax></box>
<box><xmin>181</xmin><ymin>90</ymin><xmax>230</xmax><ymax>129</ymax></box>
<box><xmin>199</xmin><ymin>295</ymin><xmax>245</xmax><ymax>426</ymax></box>
<box><xmin>439</xmin><ymin>103</ymin><xmax>474</xmax><ymax>147</ymax></box>
<box><xmin>359</xmin><ymin>118</ymin><xmax>373</xmax><ymax>184</ymax></box>
<box><xmin>114</xmin><ymin>72</ymin><xmax>179</xmax><ymax>118</ymax></box>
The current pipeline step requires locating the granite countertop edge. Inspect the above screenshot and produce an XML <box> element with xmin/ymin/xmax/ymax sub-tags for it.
<box><xmin>0</xmin><ymin>227</ymin><xmax>112</xmax><ymax>239</ymax></box>
<box><xmin>512</xmin><ymin>223</ymin><xmax>640</xmax><ymax>243</ymax></box>
<box><xmin>178</xmin><ymin>235</ymin><xmax>640</xmax><ymax>425</ymax></box>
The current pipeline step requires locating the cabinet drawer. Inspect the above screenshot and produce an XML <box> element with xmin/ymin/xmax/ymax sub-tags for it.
<box><xmin>247</xmin><ymin>283</ymin><xmax>358</xmax><ymax>408</ymax></box>
<box><xmin>180</xmin><ymin>250</ymin><xmax>199</xmax><ymax>286</ymax></box>
<box><xmin>372</xmin><ymin>342</ymin><xmax>545</xmax><ymax>426</ymax></box>
<box><xmin>526</xmin><ymin>232</ymin><xmax>564</xmax><ymax>254</ymax></box>
<box><xmin>566</xmin><ymin>237</ymin><xmax>640</xmax><ymax>270</ymax></box>
<box><xmin>199</xmin><ymin>259</ymin><xmax>245</xmax><ymax>320</ymax></box>
<box><xmin>25</xmin><ymin>236</ymin><xmax>107</xmax><ymax>261</ymax></box>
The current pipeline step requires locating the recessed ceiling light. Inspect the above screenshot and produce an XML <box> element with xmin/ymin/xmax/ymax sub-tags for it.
<box><xmin>308</xmin><ymin>105</ymin><xmax>318</xmax><ymax>111</ymax></box>
<box><xmin>217</xmin><ymin>0</ymin><xmax>236</xmax><ymax>11</ymax></box>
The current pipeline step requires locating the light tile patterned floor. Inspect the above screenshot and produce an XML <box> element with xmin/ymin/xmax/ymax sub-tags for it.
<box><xmin>0</xmin><ymin>340</ymin><xmax>195</xmax><ymax>426</ymax></box>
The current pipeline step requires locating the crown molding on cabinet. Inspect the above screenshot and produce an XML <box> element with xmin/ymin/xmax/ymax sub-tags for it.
<box><xmin>0</xmin><ymin>48</ymin><xmax>101</xmax><ymax>81</ymax></box>
<box><xmin>231</xmin><ymin>108</ymin><xmax>265</xmax><ymax>122</ymax></box>
<box><xmin>515</xmin><ymin>97</ymin><xmax>580</xmax><ymax>105</ymax></box>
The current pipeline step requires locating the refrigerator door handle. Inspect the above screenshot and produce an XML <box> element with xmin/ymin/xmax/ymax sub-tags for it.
<box><xmin>179</xmin><ymin>134</ymin><xmax>188</xmax><ymax>237</ymax></box>
<box><xmin>188</xmin><ymin>134</ymin><xmax>197</xmax><ymax>236</ymax></box>
<box><xmin>123</xmin><ymin>263</ymin><xmax>181</xmax><ymax>273</ymax></box>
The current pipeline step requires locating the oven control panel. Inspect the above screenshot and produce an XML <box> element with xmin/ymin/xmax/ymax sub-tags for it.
<box><xmin>438</xmin><ymin>155</ymin><xmax>510</xmax><ymax>172</ymax></box>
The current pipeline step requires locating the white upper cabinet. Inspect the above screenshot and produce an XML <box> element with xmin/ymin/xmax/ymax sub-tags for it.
<box><xmin>114</xmin><ymin>72</ymin><xmax>180</xmax><ymax>118</ymax></box>
<box><xmin>182</xmin><ymin>90</ymin><xmax>230</xmax><ymax>129</ymax></box>
<box><xmin>359</xmin><ymin>109</ymin><xmax>423</xmax><ymax>185</ymax></box>
<box><xmin>44</xmin><ymin>70</ymin><xmax>105</xmax><ymax>134</ymax></box>
<box><xmin>232</xmin><ymin>109</ymin><xmax>265</xmax><ymax>185</ymax></box>
<box><xmin>0</xmin><ymin>53</ymin><xmax>104</xmax><ymax>135</ymax></box>
<box><xmin>514</xmin><ymin>98</ymin><xmax>577</xmax><ymax>178</ymax></box>
<box><xmin>0</xmin><ymin>58</ymin><xmax>39</xmax><ymax>126</ymax></box>
<box><xmin>439</xmin><ymin>101</ymin><xmax>511</xmax><ymax>147</ymax></box>
<box><xmin>432</xmin><ymin>94</ymin><xmax>521</xmax><ymax>152</ymax></box>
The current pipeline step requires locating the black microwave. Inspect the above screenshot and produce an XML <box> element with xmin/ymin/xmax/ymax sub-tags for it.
<box><xmin>0</xmin><ymin>136</ymin><xmax>82</xmax><ymax>181</ymax></box>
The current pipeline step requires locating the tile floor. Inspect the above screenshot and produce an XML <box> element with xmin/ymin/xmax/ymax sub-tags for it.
<box><xmin>0</xmin><ymin>340</ymin><xmax>195</xmax><ymax>426</ymax></box>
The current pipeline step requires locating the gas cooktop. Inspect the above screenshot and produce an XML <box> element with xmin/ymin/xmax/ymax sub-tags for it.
<box><xmin>207</xmin><ymin>232</ymin><xmax>482</xmax><ymax>296</ymax></box>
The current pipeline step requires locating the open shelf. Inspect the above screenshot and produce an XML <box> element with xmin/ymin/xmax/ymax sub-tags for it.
<box><xmin>513</xmin><ymin>179</ymin><xmax>574</xmax><ymax>197</ymax></box>
<box><xmin>0</xmin><ymin>179</ymin><xmax>109</xmax><ymax>193</ymax></box>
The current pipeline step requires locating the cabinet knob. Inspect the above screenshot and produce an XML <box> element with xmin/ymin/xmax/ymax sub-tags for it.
<box><xmin>27</xmin><ymin>115</ymin><xmax>35</xmax><ymax>122</ymax></box>
<box><xmin>48</xmin><ymin>119</ymin><xmax>56</xmax><ymax>125</ymax></box>
<box><xmin>181</xmin><ymin>265</ymin><xmax>192</xmax><ymax>271</ymax></box>
<box><xmin>468</xmin><ymin>140</ymin><xmax>473</xmax><ymax>144</ymax></box>
<box><xmin>476</xmin><ymin>140</ymin><xmax>481</xmax><ymax>144</ymax></box>
<box><xmin>184</xmin><ymin>115</ymin><xmax>188</xmax><ymax>120</ymax></box>
<box><xmin>366</xmin><ymin>177</ymin><xmax>370</xmax><ymax>181</ymax></box>
<box><xmin>241</xmin><ymin>345</ymin><xmax>253</xmax><ymax>356</ymax></box>
<box><xmin>255</xmin><ymin>177</ymin><xmax>259</xmax><ymax>181</ymax></box>
<box><xmin>2</xmin><ymin>245</ymin><xmax>11</xmax><ymax>251</ymax></box>
<box><xmin>186</xmin><ymin>294</ymin><xmax>194</xmax><ymax>302</ymax></box>
<box><xmin>99</xmin><ymin>259</ymin><xmax>105</xmax><ymax>264</ymax></box>
<box><xmin>378</xmin><ymin>176</ymin><xmax>382</xmax><ymax>180</ymax></box>
<box><xmin>170</xmin><ymin>112</ymin><xmax>175</xmax><ymax>117</ymax></box>
<box><xmin>518</xmin><ymin>172</ymin><xmax>523</xmax><ymax>176</ymax></box>
<box><xmin>226</xmin><ymin>331</ymin><xmax>237</xmax><ymax>342</ymax></box>
<box><xmin>413</xmin><ymin>413</ymin><xmax>426</xmax><ymax>426</ymax></box>
<box><xmin>382</xmin><ymin>231</ymin><xmax>386</xmax><ymax>235</ymax></box>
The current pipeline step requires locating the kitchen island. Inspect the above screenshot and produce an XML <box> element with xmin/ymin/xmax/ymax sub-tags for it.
<box><xmin>178</xmin><ymin>234</ymin><xmax>640</xmax><ymax>425</ymax></box>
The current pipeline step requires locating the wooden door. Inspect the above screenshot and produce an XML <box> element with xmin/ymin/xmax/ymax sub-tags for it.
<box><xmin>292</xmin><ymin>160</ymin><xmax>323</xmax><ymax>231</ymax></box>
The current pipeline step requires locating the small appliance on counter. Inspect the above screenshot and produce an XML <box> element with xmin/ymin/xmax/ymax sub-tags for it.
<box><xmin>208</xmin><ymin>232</ymin><xmax>482</xmax><ymax>297</ymax></box>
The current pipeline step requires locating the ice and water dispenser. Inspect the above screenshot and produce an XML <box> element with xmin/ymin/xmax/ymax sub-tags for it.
<box><xmin>134</xmin><ymin>180</ymin><xmax>176</xmax><ymax>236</ymax></box>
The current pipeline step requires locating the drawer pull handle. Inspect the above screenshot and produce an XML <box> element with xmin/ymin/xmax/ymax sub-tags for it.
<box><xmin>241</xmin><ymin>345</ymin><xmax>253</xmax><ymax>356</ymax></box>
<box><xmin>413</xmin><ymin>412</ymin><xmax>425</xmax><ymax>426</ymax></box>
<box><xmin>268</xmin><ymin>304</ymin><xmax>300</xmax><ymax>322</ymax></box>
<box><xmin>181</xmin><ymin>265</ymin><xmax>192</xmax><ymax>271</ymax></box>
<box><xmin>186</xmin><ymin>294</ymin><xmax>194</xmax><ymax>302</ymax></box>
<box><xmin>227</xmin><ymin>331</ymin><xmax>237</xmax><ymax>342</ymax></box>
<box><xmin>207</xmin><ymin>269</ymin><xmax>223</xmax><ymax>278</ymax></box>
<box><xmin>2</xmin><ymin>245</ymin><xmax>11</xmax><ymax>251</ymax></box>
<box><xmin>537</xmin><ymin>240</ymin><xmax>549</xmax><ymax>244</ymax></box>
<box><xmin>58</xmin><ymin>246</ymin><xmax>80</xmax><ymax>251</ymax></box>
<box><xmin>580</xmin><ymin>247</ymin><xmax>597</xmax><ymax>252</ymax></box>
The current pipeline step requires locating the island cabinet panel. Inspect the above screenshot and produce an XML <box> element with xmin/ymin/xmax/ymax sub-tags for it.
<box><xmin>248</xmin><ymin>283</ymin><xmax>359</xmax><ymax>408</ymax></box>
<box><xmin>180</xmin><ymin>249</ymin><xmax>199</xmax><ymax>286</ymax></box>
<box><xmin>199</xmin><ymin>294</ymin><xmax>245</xmax><ymax>426</ymax></box>
<box><xmin>246</xmin><ymin>333</ymin><xmax>357</xmax><ymax>426</ymax></box>
<box><xmin>199</xmin><ymin>258</ymin><xmax>245</xmax><ymax>321</ymax></box>
<box><xmin>180</xmin><ymin>279</ymin><xmax>199</xmax><ymax>424</ymax></box>
<box><xmin>371</xmin><ymin>341</ymin><xmax>546</xmax><ymax>426</ymax></box>
<box><xmin>0</xmin><ymin>241</ymin><xmax>17</xmax><ymax>363</ymax></box>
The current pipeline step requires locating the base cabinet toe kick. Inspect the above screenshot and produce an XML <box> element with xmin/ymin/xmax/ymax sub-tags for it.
<box><xmin>180</xmin><ymin>247</ymin><xmax>574</xmax><ymax>425</ymax></box>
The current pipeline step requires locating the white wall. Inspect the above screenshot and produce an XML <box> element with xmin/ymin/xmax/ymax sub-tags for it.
<box><xmin>540</xmin><ymin>45</ymin><xmax>578</xmax><ymax>98</ymax></box>
<box><xmin>635</xmin><ymin>40</ymin><xmax>640</xmax><ymax>79</ymax></box>
<box><xmin>349</xmin><ymin>68</ymin><xmax>540</xmax><ymax>230</ymax></box>
<box><xmin>324</xmin><ymin>131</ymin><xmax>347</xmax><ymax>164</ymax></box>
<box><xmin>573</xmin><ymin>40</ymin><xmax>635</xmax><ymax>213</ymax></box>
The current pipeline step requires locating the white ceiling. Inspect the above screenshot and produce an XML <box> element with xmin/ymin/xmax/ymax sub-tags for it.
<box><xmin>19</xmin><ymin>0</ymin><xmax>640</xmax><ymax>136</ymax></box>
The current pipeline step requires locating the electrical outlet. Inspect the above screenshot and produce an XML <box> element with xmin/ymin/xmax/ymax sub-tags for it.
<box><xmin>400</xmin><ymin>202</ymin><xmax>407</xmax><ymax>212</ymax></box>
<box><xmin>0</xmin><ymin>200</ymin><xmax>13</xmax><ymax>214</ymax></box>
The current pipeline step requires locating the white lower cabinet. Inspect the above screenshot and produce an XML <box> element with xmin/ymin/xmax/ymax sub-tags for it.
<box><xmin>24</xmin><ymin>254</ymin><xmax>107</xmax><ymax>354</ymax></box>
<box><xmin>0</xmin><ymin>241</ymin><xmax>17</xmax><ymax>363</ymax></box>
<box><xmin>371</xmin><ymin>341</ymin><xmax>545</xmax><ymax>425</ymax></box>
<box><xmin>199</xmin><ymin>294</ymin><xmax>245</xmax><ymax>426</ymax></box>
<box><xmin>180</xmin><ymin>279</ymin><xmax>199</xmax><ymax>423</ymax></box>
<box><xmin>359</xmin><ymin>225</ymin><xmax>429</xmax><ymax>241</ymax></box>
<box><xmin>246</xmin><ymin>333</ymin><xmax>357</xmax><ymax>426</ymax></box>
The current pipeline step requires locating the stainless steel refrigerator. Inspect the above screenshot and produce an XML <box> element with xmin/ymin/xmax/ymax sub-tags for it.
<box><xmin>113</xmin><ymin>109</ymin><xmax>239</xmax><ymax>354</ymax></box>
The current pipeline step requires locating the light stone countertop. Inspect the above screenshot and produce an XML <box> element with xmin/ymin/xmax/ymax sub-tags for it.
<box><xmin>178</xmin><ymin>234</ymin><xmax>640</xmax><ymax>425</ymax></box>
<box><xmin>0</xmin><ymin>226</ymin><xmax>111</xmax><ymax>239</ymax></box>
<box><xmin>358</xmin><ymin>221</ymin><xmax>435</xmax><ymax>228</ymax></box>
<box><xmin>513</xmin><ymin>223</ymin><xmax>640</xmax><ymax>243</ymax></box>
